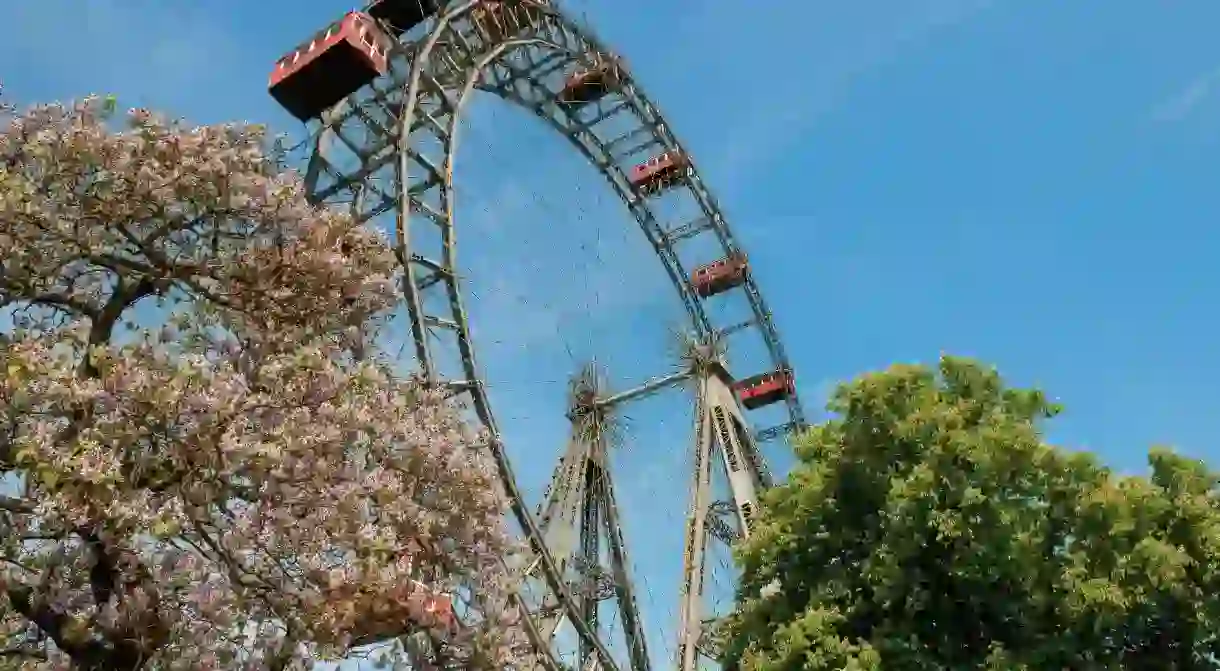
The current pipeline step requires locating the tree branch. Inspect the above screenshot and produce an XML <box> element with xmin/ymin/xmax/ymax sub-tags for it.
<box><xmin>6</xmin><ymin>584</ymin><xmax>114</xmax><ymax>670</ymax></box>
<box><xmin>0</xmin><ymin>495</ymin><xmax>32</xmax><ymax>514</ymax></box>
<box><xmin>79</xmin><ymin>527</ymin><xmax>116</xmax><ymax>608</ymax></box>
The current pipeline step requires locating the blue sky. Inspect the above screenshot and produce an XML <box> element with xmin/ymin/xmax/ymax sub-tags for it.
<box><xmin>6</xmin><ymin>0</ymin><xmax>1220</xmax><ymax>666</ymax></box>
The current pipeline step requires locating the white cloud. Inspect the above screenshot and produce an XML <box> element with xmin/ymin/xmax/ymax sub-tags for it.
<box><xmin>1151</xmin><ymin>65</ymin><xmax>1220</xmax><ymax>123</ymax></box>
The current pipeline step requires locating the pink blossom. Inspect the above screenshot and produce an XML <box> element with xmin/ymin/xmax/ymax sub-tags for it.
<box><xmin>0</xmin><ymin>98</ymin><xmax>528</xmax><ymax>668</ymax></box>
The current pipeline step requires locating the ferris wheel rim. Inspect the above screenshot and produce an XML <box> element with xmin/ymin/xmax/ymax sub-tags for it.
<box><xmin>302</xmin><ymin>0</ymin><xmax>805</xmax><ymax>666</ymax></box>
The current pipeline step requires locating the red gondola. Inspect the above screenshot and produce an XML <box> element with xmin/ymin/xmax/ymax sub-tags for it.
<box><xmin>367</xmin><ymin>0</ymin><xmax>439</xmax><ymax>35</ymax></box>
<box><xmin>269</xmin><ymin>12</ymin><xmax>390</xmax><ymax>122</ymax></box>
<box><xmin>691</xmin><ymin>253</ymin><xmax>748</xmax><ymax>298</ymax></box>
<box><xmin>733</xmin><ymin>369</ymin><xmax>795</xmax><ymax>410</ymax></box>
<box><xmin>472</xmin><ymin>0</ymin><xmax>545</xmax><ymax>43</ymax></box>
<box><xmin>628</xmin><ymin>150</ymin><xmax>688</xmax><ymax>194</ymax></box>
<box><xmin>559</xmin><ymin>62</ymin><xmax>619</xmax><ymax>105</ymax></box>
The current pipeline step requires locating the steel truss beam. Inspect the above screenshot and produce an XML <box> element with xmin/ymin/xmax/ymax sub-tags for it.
<box><xmin>532</xmin><ymin>413</ymin><xmax>651</xmax><ymax>671</ymax></box>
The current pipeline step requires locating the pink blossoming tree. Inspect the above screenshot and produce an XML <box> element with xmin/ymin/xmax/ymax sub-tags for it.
<box><xmin>0</xmin><ymin>98</ymin><xmax>525</xmax><ymax>669</ymax></box>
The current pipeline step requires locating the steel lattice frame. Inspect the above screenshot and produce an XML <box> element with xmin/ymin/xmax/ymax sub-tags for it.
<box><xmin>298</xmin><ymin>1</ymin><xmax>806</xmax><ymax>669</ymax></box>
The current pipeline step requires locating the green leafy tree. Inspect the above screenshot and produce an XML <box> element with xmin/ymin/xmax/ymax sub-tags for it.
<box><xmin>726</xmin><ymin>356</ymin><xmax>1220</xmax><ymax>670</ymax></box>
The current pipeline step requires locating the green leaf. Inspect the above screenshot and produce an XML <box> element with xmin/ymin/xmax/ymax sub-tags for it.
<box><xmin>150</xmin><ymin>519</ymin><xmax>181</xmax><ymax>538</ymax></box>
<box><xmin>39</xmin><ymin>468</ymin><xmax>59</xmax><ymax>490</ymax></box>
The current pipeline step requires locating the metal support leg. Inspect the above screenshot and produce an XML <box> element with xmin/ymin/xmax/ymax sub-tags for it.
<box><xmin>676</xmin><ymin>376</ymin><xmax>715</xmax><ymax>671</ymax></box>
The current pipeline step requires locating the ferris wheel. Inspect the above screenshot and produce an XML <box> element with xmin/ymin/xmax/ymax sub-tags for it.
<box><xmin>266</xmin><ymin>1</ymin><xmax>806</xmax><ymax>669</ymax></box>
